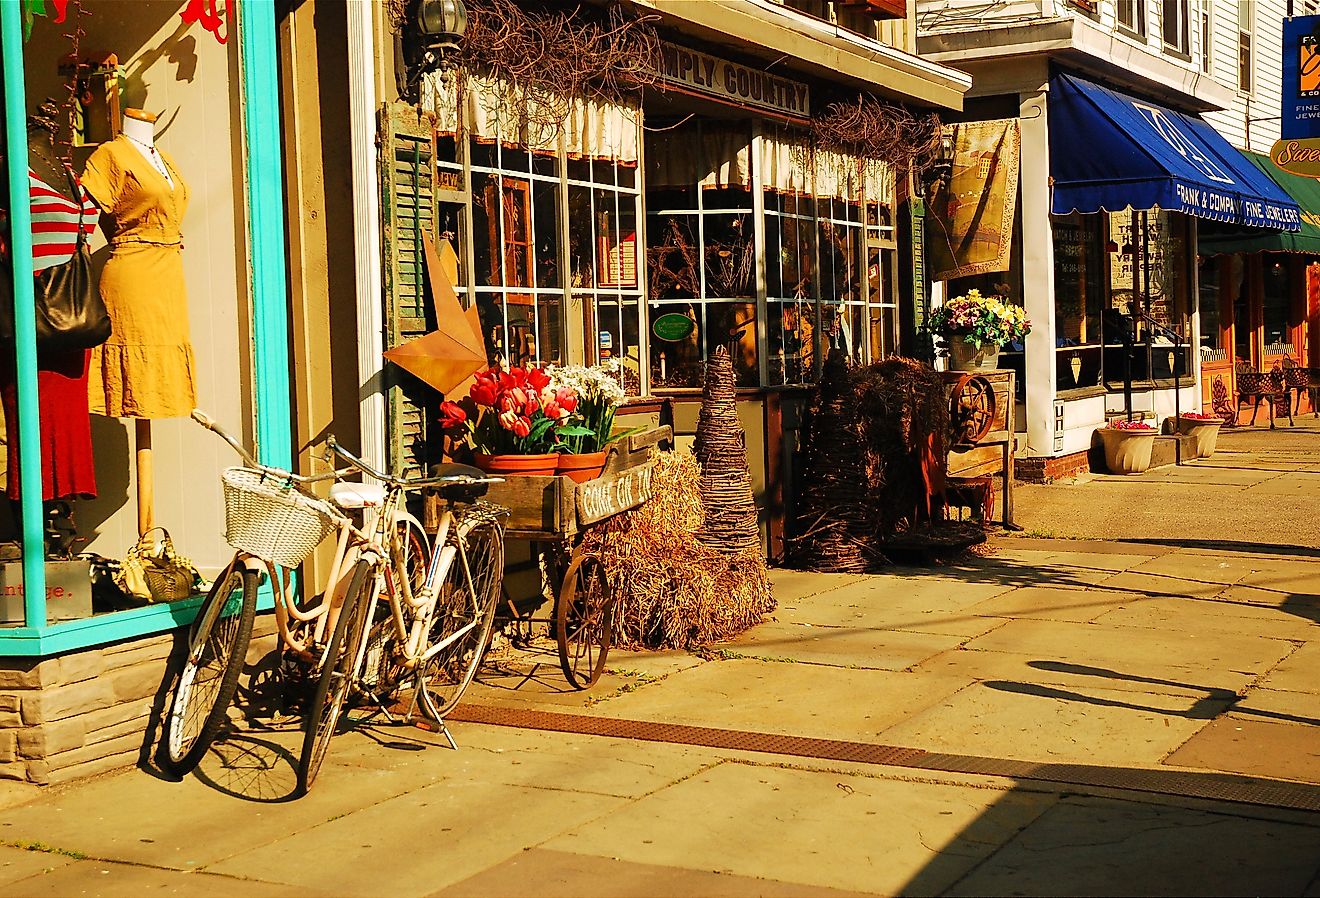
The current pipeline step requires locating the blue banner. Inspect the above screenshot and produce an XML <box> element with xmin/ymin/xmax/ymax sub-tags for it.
<box><xmin>1282</xmin><ymin>16</ymin><xmax>1320</xmax><ymax>139</ymax></box>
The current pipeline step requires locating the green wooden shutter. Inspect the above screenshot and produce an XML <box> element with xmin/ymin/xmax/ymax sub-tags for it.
<box><xmin>380</xmin><ymin>103</ymin><xmax>439</xmax><ymax>478</ymax></box>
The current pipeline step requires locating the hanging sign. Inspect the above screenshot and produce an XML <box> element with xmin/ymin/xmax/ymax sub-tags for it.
<box><xmin>652</xmin><ymin>312</ymin><xmax>696</xmax><ymax>343</ymax></box>
<box><xmin>655</xmin><ymin>43</ymin><xmax>810</xmax><ymax>120</ymax></box>
<box><xmin>1282</xmin><ymin>16</ymin><xmax>1320</xmax><ymax>139</ymax></box>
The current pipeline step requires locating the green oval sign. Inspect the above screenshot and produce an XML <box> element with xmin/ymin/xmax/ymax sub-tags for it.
<box><xmin>653</xmin><ymin>312</ymin><xmax>696</xmax><ymax>342</ymax></box>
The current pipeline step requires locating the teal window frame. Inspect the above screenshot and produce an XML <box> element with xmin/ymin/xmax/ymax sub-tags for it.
<box><xmin>0</xmin><ymin>1</ymin><xmax>292</xmax><ymax>657</ymax></box>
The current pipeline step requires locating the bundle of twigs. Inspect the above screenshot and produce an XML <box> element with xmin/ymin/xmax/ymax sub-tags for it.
<box><xmin>787</xmin><ymin>356</ymin><xmax>950</xmax><ymax>572</ymax></box>
<box><xmin>580</xmin><ymin>451</ymin><xmax>773</xmax><ymax>649</ymax></box>
<box><xmin>812</xmin><ymin>94</ymin><xmax>943</xmax><ymax>173</ymax></box>
<box><xmin>694</xmin><ymin>346</ymin><xmax>761</xmax><ymax>553</ymax></box>
<box><xmin>787</xmin><ymin>350</ymin><xmax>881</xmax><ymax>572</ymax></box>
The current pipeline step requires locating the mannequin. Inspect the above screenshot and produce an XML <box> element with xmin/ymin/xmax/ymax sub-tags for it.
<box><xmin>81</xmin><ymin>108</ymin><xmax>197</xmax><ymax>537</ymax></box>
<box><xmin>0</xmin><ymin>100</ymin><xmax>100</xmax><ymax>538</ymax></box>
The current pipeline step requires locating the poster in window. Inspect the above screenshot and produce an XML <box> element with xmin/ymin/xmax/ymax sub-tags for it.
<box><xmin>598</xmin><ymin>230</ymin><xmax>637</xmax><ymax>288</ymax></box>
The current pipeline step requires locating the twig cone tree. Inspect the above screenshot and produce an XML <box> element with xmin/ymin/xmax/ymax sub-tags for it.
<box><xmin>694</xmin><ymin>346</ymin><xmax>761</xmax><ymax>553</ymax></box>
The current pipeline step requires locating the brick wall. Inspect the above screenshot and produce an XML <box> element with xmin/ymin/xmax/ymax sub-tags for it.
<box><xmin>1015</xmin><ymin>449</ymin><xmax>1091</xmax><ymax>484</ymax></box>
<box><xmin>0</xmin><ymin>619</ymin><xmax>277</xmax><ymax>786</ymax></box>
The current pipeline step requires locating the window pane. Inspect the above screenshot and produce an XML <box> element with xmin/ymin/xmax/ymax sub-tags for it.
<box><xmin>533</xmin><ymin>180</ymin><xmax>560</xmax><ymax>288</ymax></box>
<box><xmin>649</xmin><ymin>303</ymin><xmax>703</xmax><ymax>388</ymax></box>
<box><xmin>646</xmin><ymin>214</ymin><xmax>701</xmax><ymax>299</ymax></box>
<box><xmin>1263</xmin><ymin>261</ymin><xmax>1291</xmax><ymax>350</ymax></box>
<box><xmin>703</xmin><ymin>213</ymin><xmax>755</xmax><ymax>299</ymax></box>
<box><xmin>706</xmin><ymin>302</ymin><xmax>759</xmax><ymax>386</ymax></box>
<box><xmin>1198</xmin><ymin>257</ymin><xmax>1223</xmax><ymax>356</ymax></box>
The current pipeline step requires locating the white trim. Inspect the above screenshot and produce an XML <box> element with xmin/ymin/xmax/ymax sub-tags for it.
<box><xmin>347</xmin><ymin>1</ymin><xmax>386</xmax><ymax>473</ymax></box>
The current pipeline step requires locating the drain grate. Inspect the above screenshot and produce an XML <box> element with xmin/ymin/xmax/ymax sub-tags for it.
<box><xmin>448</xmin><ymin>704</ymin><xmax>1320</xmax><ymax>814</ymax></box>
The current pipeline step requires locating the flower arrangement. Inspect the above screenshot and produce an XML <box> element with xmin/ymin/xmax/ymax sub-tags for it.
<box><xmin>1108</xmin><ymin>419</ymin><xmax>1155</xmax><ymax>431</ymax></box>
<box><xmin>440</xmin><ymin>365</ymin><xmax>592</xmax><ymax>455</ymax></box>
<box><xmin>1178</xmin><ymin>411</ymin><xmax>1220</xmax><ymax>421</ymax></box>
<box><xmin>546</xmin><ymin>358</ymin><xmax>631</xmax><ymax>454</ymax></box>
<box><xmin>929</xmin><ymin>289</ymin><xmax>1031</xmax><ymax>350</ymax></box>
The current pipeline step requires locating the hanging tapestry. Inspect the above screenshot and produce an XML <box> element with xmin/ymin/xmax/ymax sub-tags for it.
<box><xmin>928</xmin><ymin>119</ymin><xmax>1020</xmax><ymax>282</ymax></box>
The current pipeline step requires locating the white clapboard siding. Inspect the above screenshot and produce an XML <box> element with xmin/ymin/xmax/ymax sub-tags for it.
<box><xmin>1202</xmin><ymin>0</ymin><xmax>1286</xmax><ymax>152</ymax></box>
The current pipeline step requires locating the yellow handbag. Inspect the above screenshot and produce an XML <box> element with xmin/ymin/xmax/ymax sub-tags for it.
<box><xmin>115</xmin><ymin>527</ymin><xmax>203</xmax><ymax>603</ymax></box>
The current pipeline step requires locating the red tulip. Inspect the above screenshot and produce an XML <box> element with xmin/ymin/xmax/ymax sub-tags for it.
<box><xmin>438</xmin><ymin>400</ymin><xmax>467</xmax><ymax>430</ymax></box>
<box><xmin>470</xmin><ymin>377</ymin><xmax>498</xmax><ymax>407</ymax></box>
<box><xmin>543</xmin><ymin>400</ymin><xmax>566</xmax><ymax>421</ymax></box>
<box><xmin>555</xmin><ymin>387</ymin><xmax>578</xmax><ymax>414</ymax></box>
<box><xmin>511</xmin><ymin>415</ymin><xmax>532</xmax><ymax>438</ymax></box>
<box><xmin>527</xmin><ymin>366</ymin><xmax>551</xmax><ymax>391</ymax></box>
<box><xmin>523</xmin><ymin>395</ymin><xmax>540</xmax><ymax>417</ymax></box>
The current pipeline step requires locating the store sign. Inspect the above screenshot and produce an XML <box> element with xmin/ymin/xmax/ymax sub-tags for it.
<box><xmin>656</xmin><ymin>43</ymin><xmax>810</xmax><ymax>120</ymax></box>
<box><xmin>1272</xmin><ymin>137</ymin><xmax>1320</xmax><ymax>177</ymax></box>
<box><xmin>1282</xmin><ymin>16</ymin><xmax>1320</xmax><ymax>139</ymax></box>
<box><xmin>577</xmin><ymin>464</ymin><xmax>655</xmax><ymax>526</ymax></box>
<box><xmin>652</xmin><ymin>312</ymin><xmax>696</xmax><ymax>342</ymax></box>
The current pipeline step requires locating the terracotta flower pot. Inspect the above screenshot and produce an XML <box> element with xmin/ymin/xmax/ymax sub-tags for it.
<box><xmin>556</xmin><ymin>450</ymin><xmax>608</xmax><ymax>483</ymax></box>
<box><xmin>1173</xmin><ymin>417</ymin><xmax>1223</xmax><ymax>458</ymax></box>
<box><xmin>948</xmin><ymin>336</ymin><xmax>1001</xmax><ymax>372</ymax></box>
<box><xmin>1099</xmin><ymin>428</ymin><xmax>1155</xmax><ymax>475</ymax></box>
<box><xmin>472</xmin><ymin>453</ymin><xmax>558</xmax><ymax>477</ymax></box>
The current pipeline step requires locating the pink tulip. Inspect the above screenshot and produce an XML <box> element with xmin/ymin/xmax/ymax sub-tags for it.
<box><xmin>555</xmin><ymin>387</ymin><xmax>578</xmax><ymax>414</ymax></box>
<box><xmin>511</xmin><ymin>415</ymin><xmax>532</xmax><ymax>438</ymax></box>
<box><xmin>498</xmin><ymin>410</ymin><xmax>519</xmax><ymax>431</ymax></box>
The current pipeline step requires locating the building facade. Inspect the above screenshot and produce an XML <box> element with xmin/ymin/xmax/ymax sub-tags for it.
<box><xmin>917</xmin><ymin>0</ymin><xmax>1301</xmax><ymax>478</ymax></box>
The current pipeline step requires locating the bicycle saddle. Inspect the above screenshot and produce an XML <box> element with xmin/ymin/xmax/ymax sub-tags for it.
<box><xmin>330</xmin><ymin>481</ymin><xmax>387</xmax><ymax>509</ymax></box>
<box><xmin>432</xmin><ymin>463</ymin><xmax>490</xmax><ymax>502</ymax></box>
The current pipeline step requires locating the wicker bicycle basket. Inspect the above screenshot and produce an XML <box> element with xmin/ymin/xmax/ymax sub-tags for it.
<box><xmin>221</xmin><ymin>467</ymin><xmax>346</xmax><ymax>568</ymax></box>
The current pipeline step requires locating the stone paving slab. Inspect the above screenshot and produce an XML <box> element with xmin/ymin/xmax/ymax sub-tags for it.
<box><xmin>0</xmin><ymin>845</ymin><xmax>75</xmax><ymax>890</ymax></box>
<box><xmin>773</xmin><ymin>582</ymin><xmax>1016</xmax><ymax>638</ymax></box>
<box><xmin>1163</xmin><ymin>717</ymin><xmax>1320</xmax><ymax>784</ymax></box>
<box><xmin>204</xmin><ymin>776</ymin><xmax>631</xmax><ymax>897</ymax></box>
<box><xmin>1232</xmin><ymin>688</ymin><xmax>1320</xmax><ymax>725</ymax></box>
<box><xmin>1089</xmin><ymin>595</ymin><xmax>1319</xmax><ymax>642</ymax></box>
<box><xmin>908</xmin><ymin>649</ymin><xmax>1219</xmax><ymax>700</ymax></box>
<box><xmin>944</xmin><ymin>794</ymin><xmax>1320</xmax><ymax>897</ymax></box>
<box><xmin>540</xmin><ymin>761</ymin><xmax>1057</xmax><ymax>897</ymax></box>
<box><xmin>587</xmin><ymin>659</ymin><xmax>970</xmax><ymax>743</ymax></box>
<box><xmin>725</xmin><ymin>620</ymin><xmax>964</xmax><ymax>670</ymax></box>
<box><xmin>961</xmin><ymin>618</ymin><xmax>1294</xmax><ymax>693</ymax></box>
<box><xmin>962</xmin><ymin>585</ymin><xmax>1136</xmax><ymax>623</ymax></box>
<box><xmin>2</xmin><ymin>861</ymin><xmax>314</xmax><ymax>897</ymax></box>
<box><xmin>877</xmin><ymin>680</ymin><xmax>1226</xmax><ymax>767</ymax></box>
<box><xmin>1256</xmin><ymin>643</ymin><xmax>1320</xmax><ymax>694</ymax></box>
<box><xmin>1123</xmin><ymin>553</ymin><xmax>1261</xmax><ymax>585</ymax></box>
<box><xmin>431</xmin><ymin>848</ymin><xmax>879</xmax><ymax>898</ymax></box>
<box><xmin>768</xmin><ymin>571</ymin><xmax>873</xmax><ymax>602</ymax></box>
<box><xmin>1100</xmin><ymin>570</ymin><xmax>1234</xmax><ymax>599</ymax></box>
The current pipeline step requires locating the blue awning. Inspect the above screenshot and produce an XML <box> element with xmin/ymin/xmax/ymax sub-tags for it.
<box><xmin>1049</xmin><ymin>72</ymin><xmax>1301</xmax><ymax>231</ymax></box>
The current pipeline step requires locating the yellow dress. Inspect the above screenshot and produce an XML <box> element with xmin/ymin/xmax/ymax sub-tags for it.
<box><xmin>79</xmin><ymin>136</ymin><xmax>197</xmax><ymax>418</ymax></box>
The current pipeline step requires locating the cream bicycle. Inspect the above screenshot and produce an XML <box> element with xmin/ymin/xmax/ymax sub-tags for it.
<box><xmin>165</xmin><ymin>411</ymin><xmax>506</xmax><ymax>794</ymax></box>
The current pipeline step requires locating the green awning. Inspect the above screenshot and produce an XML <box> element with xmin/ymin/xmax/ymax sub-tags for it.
<box><xmin>1199</xmin><ymin>151</ymin><xmax>1320</xmax><ymax>255</ymax></box>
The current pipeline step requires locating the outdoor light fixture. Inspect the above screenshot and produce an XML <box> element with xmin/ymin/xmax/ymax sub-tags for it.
<box><xmin>923</xmin><ymin>130</ymin><xmax>955</xmax><ymax>195</ymax></box>
<box><xmin>396</xmin><ymin>0</ymin><xmax>468</xmax><ymax>101</ymax></box>
<box><xmin>417</xmin><ymin>0</ymin><xmax>468</xmax><ymax>53</ymax></box>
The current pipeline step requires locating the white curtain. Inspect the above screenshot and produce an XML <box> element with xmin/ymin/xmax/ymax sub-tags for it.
<box><xmin>421</xmin><ymin>70</ymin><xmax>639</xmax><ymax>162</ymax></box>
<box><xmin>760</xmin><ymin>129</ymin><xmax>894</xmax><ymax>204</ymax></box>
<box><xmin>646</xmin><ymin>123</ymin><xmax>752</xmax><ymax>190</ymax></box>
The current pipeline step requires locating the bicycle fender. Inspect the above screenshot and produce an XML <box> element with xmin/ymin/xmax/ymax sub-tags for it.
<box><xmin>393</xmin><ymin>510</ymin><xmax>430</xmax><ymax>554</ymax></box>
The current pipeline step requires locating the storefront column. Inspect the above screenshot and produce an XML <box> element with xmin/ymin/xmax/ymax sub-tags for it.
<box><xmin>1019</xmin><ymin>89</ymin><xmax>1057</xmax><ymax>455</ymax></box>
<box><xmin>1</xmin><ymin>3</ymin><xmax>47</xmax><ymax>625</ymax></box>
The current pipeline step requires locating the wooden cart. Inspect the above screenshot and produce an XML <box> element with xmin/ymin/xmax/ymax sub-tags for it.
<box><xmin>481</xmin><ymin>426</ymin><xmax>671</xmax><ymax>689</ymax></box>
<box><xmin>943</xmin><ymin>370</ymin><xmax>1018</xmax><ymax>529</ymax></box>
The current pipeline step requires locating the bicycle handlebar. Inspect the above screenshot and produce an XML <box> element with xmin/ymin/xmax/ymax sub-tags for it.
<box><xmin>324</xmin><ymin>435</ymin><xmax>504</xmax><ymax>490</ymax></box>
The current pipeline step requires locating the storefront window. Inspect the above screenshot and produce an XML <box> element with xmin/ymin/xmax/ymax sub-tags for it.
<box><xmin>1051</xmin><ymin>213</ymin><xmax>1104</xmax><ymax>392</ymax></box>
<box><xmin>1198</xmin><ymin>256</ymin><xmax>1225</xmax><ymax>360</ymax></box>
<box><xmin>645</xmin><ymin>122</ymin><xmax>758</xmax><ymax>389</ymax></box>
<box><xmin>1263</xmin><ymin>260</ymin><xmax>1292</xmax><ymax>355</ymax></box>
<box><xmin>1</xmin><ymin>1</ymin><xmax>288</xmax><ymax>640</ymax></box>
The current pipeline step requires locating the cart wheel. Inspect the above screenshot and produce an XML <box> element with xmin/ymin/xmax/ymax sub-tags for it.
<box><xmin>555</xmin><ymin>551</ymin><xmax>614</xmax><ymax>689</ymax></box>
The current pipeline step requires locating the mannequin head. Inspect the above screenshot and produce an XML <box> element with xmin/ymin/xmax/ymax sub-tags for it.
<box><xmin>122</xmin><ymin>108</ymin><xmax>157</xmax><ymax>147</ymax></box>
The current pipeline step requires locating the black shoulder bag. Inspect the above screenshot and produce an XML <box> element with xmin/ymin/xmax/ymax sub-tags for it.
<box><xmin>30</xmin><ymin>166</ymin><xmax>112</xmax><ymax>351</ymax></box>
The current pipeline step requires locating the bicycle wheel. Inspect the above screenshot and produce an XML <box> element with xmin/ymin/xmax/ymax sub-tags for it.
<box><xmin>165</xmin><ymin>559</ymin><xmax>259</xmax><ymax>774</ymax></box>
<box><xmin>415</xmin><ymin>511</ymin><xmax>504</xmax><ymax>721</ymax></box>
<box><xmin>297</xmin><ymin>558</ymin><xmax>374</xmax><ymax>794</ymax></box>
<box><xmin>556</xmin><ymin>550</ymin><xmax>614</xmax><ymax>689</ymax></box>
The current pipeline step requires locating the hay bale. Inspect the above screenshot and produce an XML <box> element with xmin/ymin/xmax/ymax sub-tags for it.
<box><xmin>580</xmin><ymin>451</ymin><xmax>774</xmax><ymax>650</ymax></box>
<box><xmin>693</xmin><ymin>346</ymin><xmax>761</xmax><ymax>553</ymax></box>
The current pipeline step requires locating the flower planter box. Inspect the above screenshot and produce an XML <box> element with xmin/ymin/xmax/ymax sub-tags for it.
<box><xmin>948</xmin><ymin>336</ymin><xmax>1001</xmax><ymax>372</ymax></box>
<box><xmin>1173</xmin><ymin>416</ymin><xmax>1223</xmax><ymax>458</ymax></box>
<box><xmin>1098</xmin><ymin>427</ymin><xmax>1156</xmax><ymax>475</ymax></box>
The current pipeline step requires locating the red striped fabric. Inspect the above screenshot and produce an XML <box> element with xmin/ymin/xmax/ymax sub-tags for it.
<box><xmin>28</xmin><ymin>167</ymin><xmax>98</xmax><ymax>273</ymax></box>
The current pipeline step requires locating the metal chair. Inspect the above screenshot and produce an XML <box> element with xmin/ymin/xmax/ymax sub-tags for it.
<box><xmin>1234</xmin><ymin>361</ymin><xmax>1285</xmax><ymax>429</ymax></box>
<box><xmin>1281</xmin><ymin>356</ymin><xmax>1318</xmax><ymax>417</ymax></box>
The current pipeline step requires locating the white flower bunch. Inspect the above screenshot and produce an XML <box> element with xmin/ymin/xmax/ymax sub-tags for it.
<box><xmin>548</xmin><ymin>361</ymin><xmax>627</xmax><ymax>408</ymax></box>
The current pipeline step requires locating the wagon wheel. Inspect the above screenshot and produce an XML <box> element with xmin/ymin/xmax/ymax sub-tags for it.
<box><xmin>555</xmin><ymin>546</ymin><xmax>615</xmax><ymax>689</ymax></box>
<box><xmin>949</xmin><ymin>374</ymin><xmax>996</xmax><ymax>445</ymax></box>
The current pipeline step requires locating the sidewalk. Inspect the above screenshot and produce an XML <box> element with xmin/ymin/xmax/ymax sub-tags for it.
<box><xmin>1</xmin><ymin>423</ymin><xmax>1319</xmax><ymax>896</ymax></box>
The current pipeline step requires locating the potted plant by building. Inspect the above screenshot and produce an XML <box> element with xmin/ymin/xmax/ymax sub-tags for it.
<box><xmin>441</xmin><ymin>365</ymin><xmax>591</xmax><ymax>476</ymax></box>
<box><xmin>547</xmin><ymin>359</ymin><xmax>633</xmax><ymax>482</ymax></box>
<box><xmin>1172</xmin><ymin>411</ymin><xmax>1223</xmax><ymax>459</ymax></box>
<box><xmin>930</xmin><ymin>288</ymin><xmax>1031</xmax><ymax>371</ymax></box>
<box><xmin>1099</xmin><ymin>419</ymin><xmax>1157</xmax><ymax>475</ymax></box>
